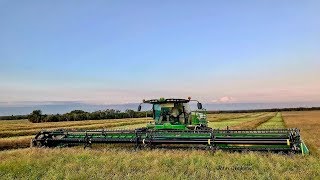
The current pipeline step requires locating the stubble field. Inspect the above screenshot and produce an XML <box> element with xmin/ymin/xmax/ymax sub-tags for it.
<box><xmin>0</xmin><ymin>111</ymin><xmax>319</xmax><ymax>179</ymax></box>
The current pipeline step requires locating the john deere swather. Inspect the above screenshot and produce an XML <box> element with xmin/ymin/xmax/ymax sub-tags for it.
<box><xmin>31</xmin><ymin>98</ymin><xmax>309</xmax><ymax>155</ymax></box>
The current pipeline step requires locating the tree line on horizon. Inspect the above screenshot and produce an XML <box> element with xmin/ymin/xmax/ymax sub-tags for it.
<box><xmin>1</xmin><ymin>107</ymin><xmax>320</xmax><ymax>121</ymax></box>
<box><xmin>207</xmin><ymin>107</ymin><xmax>320</xmax><ymax>114</ymax></box>
<box><xmin>27</xmin><ymin>109</ymin><xmax>152</xmax><ymax>123</ymax></box>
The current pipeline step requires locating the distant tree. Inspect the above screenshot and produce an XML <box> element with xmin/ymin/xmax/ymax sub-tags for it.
<box><xmin>125</xmin><ymin>109</ymin><xmax>135</xmax><ymax>118</ymax></box>
<box><xmin>28</xmin><ymin>110</ymin><xmax>43</xmax><ymax>123</ymax></box>
<box><xmin>69</xmin><ymin>110</ymin><xmax>87</xmax><ymax>114</ymax></box>
<box><xmin>25</xmin><ymin>108</ymin><xmax>153</xmax><ymax>123</ymax></box>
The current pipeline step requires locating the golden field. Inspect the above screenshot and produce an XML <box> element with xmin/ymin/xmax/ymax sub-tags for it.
<box><xmin>0</xmin><ymin>111</ymin><xmax>319</xmax><ymax>179</ymax></box>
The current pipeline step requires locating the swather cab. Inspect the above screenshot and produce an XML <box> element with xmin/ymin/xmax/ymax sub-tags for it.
<box><xmin>138</xmin><ymin>98</ymin><xmax>208</xmax><ymax>130</ymax></box>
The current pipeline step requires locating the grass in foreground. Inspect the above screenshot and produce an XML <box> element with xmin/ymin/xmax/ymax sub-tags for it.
<box><xmin>0</xmin><ymin>148</ymin><xmax>319</xmax><ymax>180</ymax></box>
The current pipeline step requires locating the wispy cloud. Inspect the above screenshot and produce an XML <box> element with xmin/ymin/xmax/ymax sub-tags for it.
<box><xmin>211</xmin><ymin>96</ymin><xmax>236</xmax><ymax>103</ymax></box>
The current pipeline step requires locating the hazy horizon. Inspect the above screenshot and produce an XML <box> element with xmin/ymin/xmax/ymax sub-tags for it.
<box><xmin>1</xmin><ymin>99</ymin><xmax>320</xmax><ymax>107</ymax></box>
<box><xmin>1</xmin><ymin>101</ymin><xmax>320</xmax><ymax>116</ymax></box>
<box><xmin>1</xmin><ymin>1</ymin><xmax>319</xmax><ymax>106</ymax></box>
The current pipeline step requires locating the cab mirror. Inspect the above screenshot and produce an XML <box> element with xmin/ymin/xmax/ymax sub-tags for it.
<box><xmin>138</xmin><ymin>105</ymin><xmax>142</xmax><ymax>112</ymax></box>
<box><xmin>197</xmin><ymin>103</ymin><xmax>203</xmax><ymax>109</ymax></box>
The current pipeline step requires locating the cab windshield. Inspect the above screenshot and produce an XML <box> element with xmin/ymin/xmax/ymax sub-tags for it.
<box><xmin>153</xmin><ymin>103</ymin><xmax>190</xmax><ymax>124</ymax></box>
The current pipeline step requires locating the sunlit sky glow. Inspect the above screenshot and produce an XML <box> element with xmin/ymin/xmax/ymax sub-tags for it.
<box><xmin>0</xmin><ymin>1</ymin><xmax>319</xmax><ymax>105</ymax></box>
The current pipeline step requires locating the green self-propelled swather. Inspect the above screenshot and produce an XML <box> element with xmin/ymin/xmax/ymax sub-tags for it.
<box><xmin>31</xmin><ymin>97</ymin><xmax>309</xmax><ymax>155</ymax></box>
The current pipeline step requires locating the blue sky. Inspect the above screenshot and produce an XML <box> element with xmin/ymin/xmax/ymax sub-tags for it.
<box><xmin>0</xmin><ymin>1</ymin><xmax>319</xmax><ymax>104</ymax></box>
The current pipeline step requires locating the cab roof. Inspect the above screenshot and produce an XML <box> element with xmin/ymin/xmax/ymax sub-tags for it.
<box><xmin>143</xmin><ymin>98</ymin><xmax>190</xmax><ymax>104</ymax></box>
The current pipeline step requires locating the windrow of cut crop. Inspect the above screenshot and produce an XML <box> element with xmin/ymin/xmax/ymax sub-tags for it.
<box><xmin>209</xmin><ymin>113</ymin><xmax>273</xmax><ymax>129</ymax></box>
<box><xmin>256</xmin><ymin>112</ymin><xmax>285</xmax><ymax>129</ymax></box>
<box><xmin>230</xmin><ymin>113</ymin><xmax>276</xmax><ymax>130</ymax></box>
<box><xmin>0</xmin><ymin>136</ymin><xmax>33</xmax><ymax>151</ymax></box>
<box><xmin>0</xmin><ymin>118</ymin><xmax>151</xmax><ymax>132</ymax></box>
<box><xmin>0</xmin><ymin>118</ymin><xmax>150</xmax><ymax>138</ymax></box>
<box><xmin>0</xmin><ymin>121</ymin><xmax>149</xmax><ymax>150</ymax></box>
<box><xmin>207</xmin><ymin>112</ymin><xmax>266</xmax><ymax>122</ymax></box>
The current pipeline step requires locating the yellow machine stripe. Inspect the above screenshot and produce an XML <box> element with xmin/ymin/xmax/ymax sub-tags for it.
<box><xmin>287</xmin><ymin>139</ymin><xmax>290</xmax><ymax>146</ymax></box>
<box><xmin>208</xmin><ymin>139</ymin><xmax>211</xmax><ymax>145</ymax></box>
